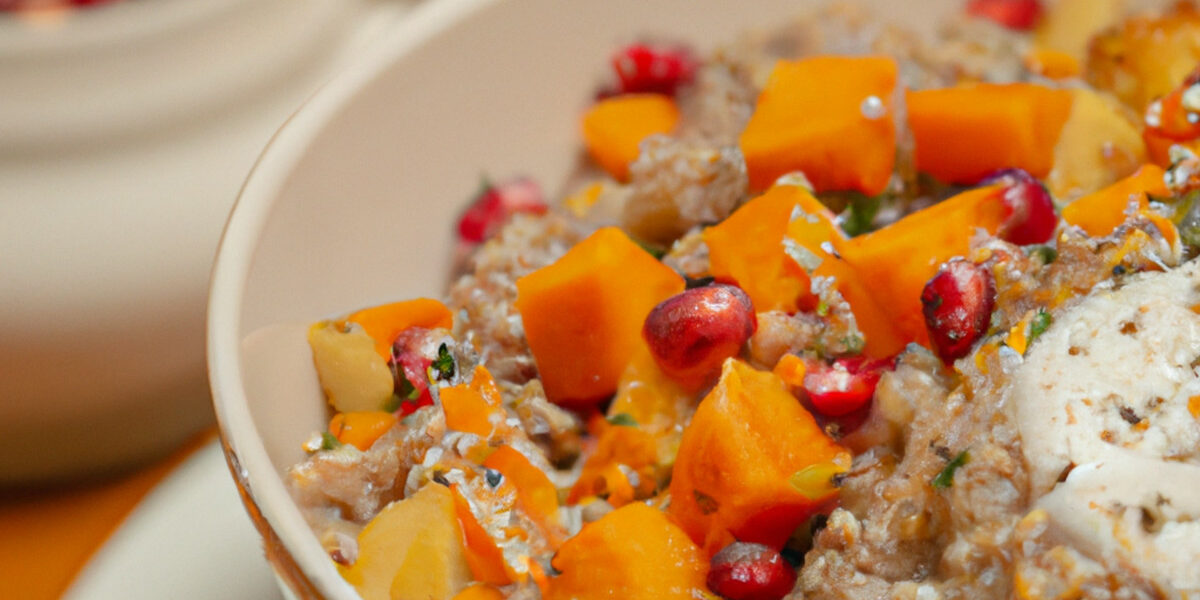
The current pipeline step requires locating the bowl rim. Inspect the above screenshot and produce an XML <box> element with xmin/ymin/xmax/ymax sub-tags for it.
<box><xmin>207</xmin><ymin>0</ymin><xmax>493</xmax><ymax>597</ymax></box>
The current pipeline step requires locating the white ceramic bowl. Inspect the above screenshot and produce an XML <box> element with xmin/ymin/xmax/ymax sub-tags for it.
<box><xmin>0</xmin><ymin>0</ymin><xmax>410</xmax><ymax>484</ymax></box>
<box><xmin>208</xmin><ymin>0</ymin><xmax>950</xmax><ymax>597</ymax></box>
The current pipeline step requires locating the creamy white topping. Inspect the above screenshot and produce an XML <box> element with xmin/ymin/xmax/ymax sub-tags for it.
<box><xmin>1011</xmin><ymin>260</ymin><xmax>1200</xmax><ymax>495</ymax></box>
<box><xmin>1007</xmin><ymin>260</ymin><xmax>1200</xmax><ymax>595</ymax></box>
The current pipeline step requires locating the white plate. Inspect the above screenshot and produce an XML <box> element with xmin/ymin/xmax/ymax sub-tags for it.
<box><xmin>62</xmin><ymin>439</ymin><xmax>284</xmax><ymax>600</ymax></box>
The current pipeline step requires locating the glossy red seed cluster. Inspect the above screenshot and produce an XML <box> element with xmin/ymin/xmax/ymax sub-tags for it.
<box><xmin>707</xmin><ymin>542</ymin><xmax>796</xmax><ymax>600</ymax></box>
<box><xmin>980</xmin><ymin>168</ymin><xmax>1058</xmax><ymax>246</ymax></box>
<box><xmin>966</xmin><ymin>0</ymin><xmax>1043</xmax><ymax>30</ymax></box>
<box><xmin>389</xmin><ymin>328</ymin><xmax>435</xmax><ymax>416</ymax></box>
<box><xmin>457</xmin><ymin>177</ymin><xmax>547</xmax><ymax>243</ymax></box>
<box><xmin>920</xmin><ymin>260</ymin><xmax>996</xmax><ymax>363</ymax></box>
<box><xmin>803</xmin><ymin>356</ymin><xmax>891</xmax><ymax>417</ymax></box>
<box><xmin>642</xmin><ymin>283</ymin><xmax>756</xmax><ymax>387</ymax></box>
<box><xmin>608</xmin><ymin>42</ymin><xmax>698</xmax><ymax>97</ymax></box>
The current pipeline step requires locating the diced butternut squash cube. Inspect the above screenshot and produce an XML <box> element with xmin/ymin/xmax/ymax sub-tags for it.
<box><xmin>547</xmin><ymin>502</ymin><xmax>708</xmax><ymax>600</ymax></box>
<box><xmin>582</xmin><ymin>94</ymin><xmax>680</xmax><ymax>181</ymax></box>
<box><xmin>907</xmin><ymin>83</ymin><xmax>1073</xmax><ymax>184</ymax></box>
<box><xmin>1062</xmin><ymin>164</ymin><xmax>1169</xmax><ymax>237</ymax></box>
<box><xmin>451</xmin><ymin>584</ymin><xmax>505</xmax><ymax>600</ymax></box>
<box><xmin>704</xmin><ymin>185</ymin><xmax>815</xmax><ymax>314</ymax></box>
<box><xmin>667</xmin><ymin>359</ymin><xmax>849</xmax><ymax>555</ymax></box>
<box><xmin>442</xmin><ymin>365</ymin><xmax>506</xmax><ymax>439</ymax></box>
<box><xmin>832</xmin><ymin>185</ymin><xmax>1009</xmax><ymax>346</ymax></box>
<box><xmin>706</xmin><ymin>183</ymin><xmax>905</xmax><ymax>356</ymax></box>
<box><xmin>515</xmin><ymin>227</ymin><xmax>684</xmax><ymax>406</ymax></box>
<box><xmin>483</xmin><ymin>445</ymin><xmax>564</xmax><ymax>542</ymax></box>
<box><xmin>340</xmin><ymin>484</ymin><xmax>472</xmax><ymax>600</ymax></box>
<box><xmin>779</xmin><ymin>187</ymin><xmax>906</xmax><ymax>358</ymax></box>
<box><xmin>346</xmin><ymin>297</ymin><xmax>453</xmax><ymax>359</ymax></box>
<box><xmin>567</xmin><ymin>420</ymin><xmax>659</xmax><ymax>508</ymax></box>
<box><xmin>328</xmin><ymin>411</ymin><xmax>396</xmax><ymax>451</ymax></box>
<box><xmin>450</xmin><ymin>486</ymin><xmax>511</xmax><ymax>586</ymax></box>
<box><xmin>740</xmin><ymin>56</ymin><xmax>898</xmax><ymax>195</ymax></box>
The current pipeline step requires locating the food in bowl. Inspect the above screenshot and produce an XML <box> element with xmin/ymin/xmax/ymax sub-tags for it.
<box><xmin>283</xmin><ymin>1</ymin><xmax>1200</xmax><ymax>598</ymax></box>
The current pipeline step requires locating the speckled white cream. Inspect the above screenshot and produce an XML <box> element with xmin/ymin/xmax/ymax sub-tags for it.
<box><xmin>1010</xmin><ymin>260</ymin><xmax>1200</xmax><ymax>495</ymax></box>
<box><xmin>1008</xmin><ymin>260</ymin><xmax>1200</xmax><ymax>596</ymax></box>
<box><xmin>1035</xmin><ymin>457</ymin><xmax>1200</xmax><ymax>598</ymax></box>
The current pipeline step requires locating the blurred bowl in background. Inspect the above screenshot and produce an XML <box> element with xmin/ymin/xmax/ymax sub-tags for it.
<box><xmin>0</xmin><ymin>0</ymin><xmax>412</xmax><ymax>485</ymax></box>
<box><xmin>206</xmin><ymin>0</ymin><xmax>951</xmax><ymax>597</ymax></box>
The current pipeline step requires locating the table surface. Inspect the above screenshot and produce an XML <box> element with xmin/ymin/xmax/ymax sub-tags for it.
<box><xmin>0</xmin><ymin>430</ymin><xmax>215</xmax><ymax>600</ymax></box>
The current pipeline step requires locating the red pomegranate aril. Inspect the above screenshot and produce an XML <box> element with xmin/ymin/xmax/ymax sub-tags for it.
<box><xmin>389</xmin><ymin>328</ymin><xmax>435</xmax><ymax>416</ymax></box>
<box><xmin>707</xmin><ymin>542</ymin><xmax>796</xmax><ymax>600</ymax></box>
<box><xmin>921</xmin><ymin>260</ymin><xmax>996</xmax><ymax>363</ymax></box>
<box><xmin>980</xmin><ymin>168</ymin><xmax>1057</xmax><ymax>245</ymax></box>
<box><xmin>642</xmin><ymin>283</ymin><xmax>756</xmax><ymax>388</ymax></box>
<box><xmin>803</xmin><ymin>357</ymin><xmax>890</xmax><ymax>417</ymax></box>
<box><xmin>456</xmin><ymin>177</ymin><xmax>547</xmax><ymax>244</ymax></box>
<box><xmin>966</xmin><ymin>0</ymin><xmax>1043</xmax><ymax>31</ymax></box>
<box><xmin>610</xmin><ymin>42</ymin><xmax>698</xmax><ymax>97</ymax></box>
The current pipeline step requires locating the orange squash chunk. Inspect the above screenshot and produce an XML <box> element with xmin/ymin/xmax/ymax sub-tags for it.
<box><xmin>547</xmin><ymin>502</ymin><xmax>708</xmax><ymax>600</ymax></box>
<box><xmin>482</xmin><ymin>446</ymin><xmax>564</xmax><ymax>543</ymax></box>
<box><xmin>582</xmin><ymin>94</ymin><xmax>680</xmax><ymax>181</ymax></box>
<box><xmin>442</xmin><ymin>365</ymin><xmax>506</xmax><ymax>439</ymax></box>
<box><xmin>567</xmin><ymin>420</ymin><xmax>658</xmax><ymax>508</ymax></box>
<box><xmin>704</xmin><ymin>185</ymin><xmax>815</xmax><ymax>314</ymax></box>
<box><xmin>451</xmin><ymin>584</ymin><xmax>505</xmax><ymax>600</ymax></box>
<box><xmin>1062</xmin><ymin>165</ymin><xmax>1169</xmax><ymax>237</ymax></box>
<box><xmin>707</xmin><ymin>184</ymin><xmax>904</xmax><ymax>357</ymax></box>
<box><xmin>907</xmin><ymin>83</ymin><xmax>1073</xmax><ymax>184</ymax></box>
<box><xmin>346</xmin><ymin>297</ymin><xmax>454</xmax><ymax>359</ymax></box>
<box><xmin>779</xmin><ymin>187</ymin><xmax>906</xmax><ymax>358</ymax></box>
<box><xmin>328</xmin><ymin>411</ymin><xmax>397</xmax><ymax>451</ymax></box>
<box><xmin>667</xmin><ymin>359</ymin><xmax>849</xmax><ymax>556</ymax></box>
<box><xmin>740</xmin><ymin>56</ymin><xmax>898</xmax><ymax>195</ymax></box>
<box><xmin>515</xmin><ymin>227</ymin><xmax>684</xmax><ymax>406</ymax></box>
<box><xmin>832</xmin><ymin>185</ymin><xmax>1009</xmax><ymax>346</ymax></box>
<box><xmin>450</xmin><ymin>486</ymin><xmax>511</xmax><ymax>586</ymax></box>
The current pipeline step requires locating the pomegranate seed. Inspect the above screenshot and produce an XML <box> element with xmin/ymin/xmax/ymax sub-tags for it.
<box><xmin>966</xmin><ymin>0</ymin><xmax>1043</xmax><ymax>31</ymax></box>
<box><xmin>610</xmin><ymin>42</ymin><xmax>698</xmax><ymax>97</ymax></box>
<box><xmin>389</xmin><ymin>328</ymin><xmax>436</xmax><ymax>416</ymax></box>
<box><xmin>921</xmin><ymin>260</ymin><xmax>996</xmax><ymax>362</ymax></box>
<box><xmin>803</xmin><ymin>357</ymin><xmax>891</xmax><ymax>417</ymax></box>
<box><xmin>707</xmin><ymin>542</ymin><xmax>796</xmax><ymax>600</ymax></box>
<box><xmin>456</xmin><ymin>177</ymin><xmax>547</xmax><ymax>243</ymax></box>
<box><xmin>980</xmin><ymin>168</ymin><xmax>1057</xmax><ymax>245</ymax></box>
<box><xmin>642</xmin><ymin>283</ymin><xmax>756</xmax><ymax>387</ymax></box>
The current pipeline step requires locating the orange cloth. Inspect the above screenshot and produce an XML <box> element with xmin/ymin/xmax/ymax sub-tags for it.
<box><xmin>0</xmin><ymin>430</ymin><xmax>215</xmax><ymax>600</ymax></box>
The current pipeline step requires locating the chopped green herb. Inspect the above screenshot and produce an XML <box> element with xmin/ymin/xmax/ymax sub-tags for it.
<box><xmin>396</xmin><ymin>370</ymin><xmax>422</xmax><ymax>401</ymax></box>
<box><xmin>931</xmin><ymin>450</ymin><xmax>970</xmax><ymax>489</ymax></box>
<box><xmin>1027</xmin><ymin>245</ymin><xmax>1057</xmax><ymax>265</ymax></box>
<box><xmin>382</xmin><ymin>394</ymin><xmax>401</xmax><ymax>413</ymax></box>
<box><xmin>631</xmin><ymin>236</ymin><xmax>666</xmax><ymax>260</ymax></box>
<box><xmin>320</xmin><ymin>431</ymin><xmax>342</xmax><ymax>451</ymax></box>
<box><xmin>432</xmin><ymin>343</ymin><xmax>456</xmax><ymax>381</ymax></box>
<box><xmin>606</xmin><ymin>413</ymin><xmax>638</xmax><ymax>427</ymax></box>
<box><xmin>841</xmin><ymin>333</ymin><xmax>865</xmax><ymax>355</ymax></box>
<box><xmin>1028</xmin><ymin>309</ymin><xmax>1052</xmax><ymax>343</ymax></box>
<box><xmin>840</xmin><ymin>193</ymin><xmax>882</xmax><ymax>237</ymax></box>
<box><xmin>816</xmin><ymin>300</ymin><xmax>830</xmax><ymax>317</ymax></box>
